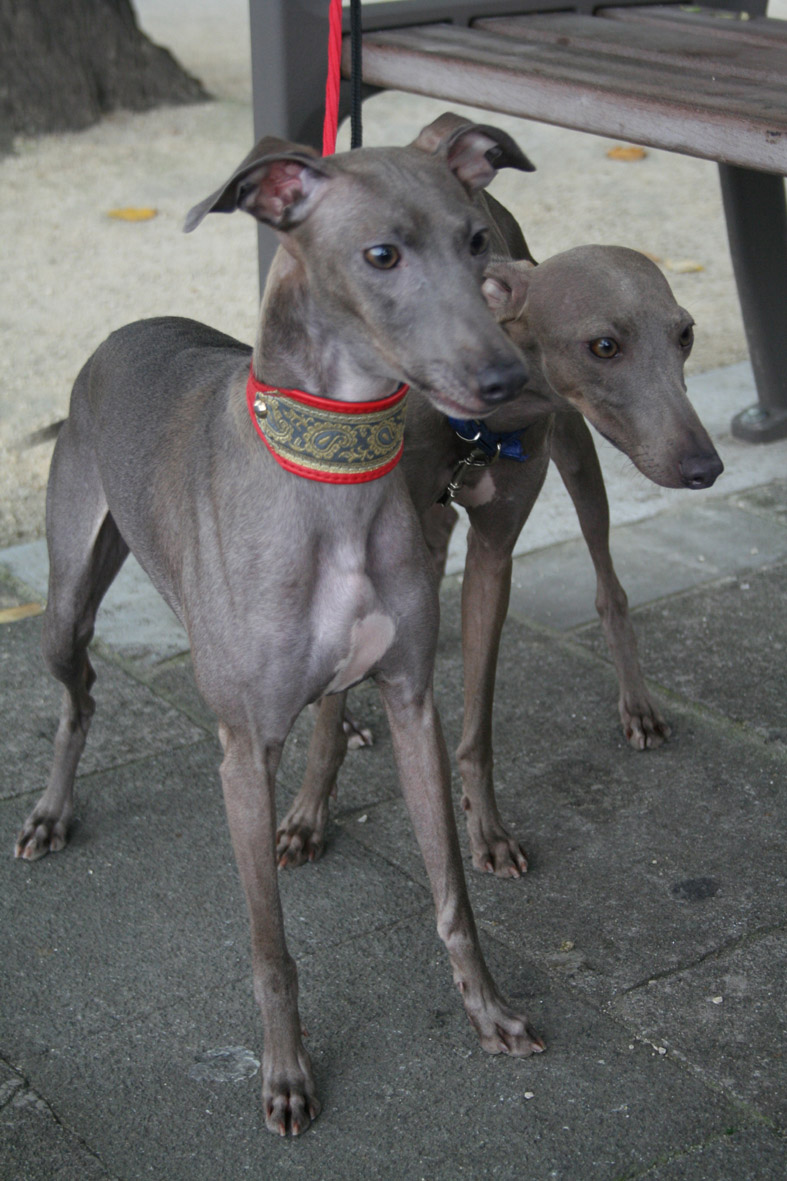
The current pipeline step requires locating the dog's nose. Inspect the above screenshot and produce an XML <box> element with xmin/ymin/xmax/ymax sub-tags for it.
<box><xmin>477</xmin><ymin>358</ymin><xmax>527</xmax><ymax>405</ymax></box>
<box><xmin>679</xmin><ymin>451</ymin><xmax>724</xmax><ymax>489</ymax></box>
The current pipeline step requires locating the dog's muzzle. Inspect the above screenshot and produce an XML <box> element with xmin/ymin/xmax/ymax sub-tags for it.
<box><xmin>477</xmin><ymin>357</ymin><xmax>528</xmax><ymax>405</ymax></box>
<box><xmin>679</xmin><ymin>451</ymin><xmax>724</xmax><ymax>489</ymax></box>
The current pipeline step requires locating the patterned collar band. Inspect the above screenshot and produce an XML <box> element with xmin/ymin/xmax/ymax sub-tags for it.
<box><xmin>246</xmin><ymin>365</ymin><xmax>409</xmax><ymax>484</ymax></box>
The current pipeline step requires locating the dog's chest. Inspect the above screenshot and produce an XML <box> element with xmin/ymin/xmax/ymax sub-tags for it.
<box><xmin>312</xmin><ymin>546</ymin><xmax>396</xmax><ymax>692</ymax></box>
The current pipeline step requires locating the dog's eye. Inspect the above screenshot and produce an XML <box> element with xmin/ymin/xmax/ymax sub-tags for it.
<box><xmin>679</xmin><ymin>324</ymin><xmax>694</xmax><ymax>349</ymax></box>
<box><xmin>470</xmin><ymin>228</ymin><xmax>490</xmax><ymax>256</ymax></box>
<box><xmin>364</xmin><ymin>245</ymin><xmax>400</xmax><ymax>270</ymax></box>
<box><xmin>589</xmin><ymin>337</ymin><xmax>620</xmax><ymax>359</ymax></box>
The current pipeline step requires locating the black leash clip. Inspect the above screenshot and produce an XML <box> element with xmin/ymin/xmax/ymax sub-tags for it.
<box><xmin>437</xmin><ymin>440</ymin><xmax>501</xmax><ymax>506</ymax></box>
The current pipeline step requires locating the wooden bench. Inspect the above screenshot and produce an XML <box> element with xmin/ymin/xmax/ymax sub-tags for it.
<box><xmin>248</xmin><ymin>1</ymin><xmax>787</xmax><ymax>442</ymax></box>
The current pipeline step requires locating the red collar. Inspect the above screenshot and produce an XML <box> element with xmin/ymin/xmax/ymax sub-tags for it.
<box><xmin>246</xmin><ymin>366</ymin><xmax>409</xmax><ymax>484</ymax></box>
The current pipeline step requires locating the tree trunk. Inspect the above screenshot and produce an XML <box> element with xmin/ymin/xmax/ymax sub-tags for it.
<box><xmin>0</xmin><ymin>0</ymin><xmax>209</xmax><ymax>137</ymax></box>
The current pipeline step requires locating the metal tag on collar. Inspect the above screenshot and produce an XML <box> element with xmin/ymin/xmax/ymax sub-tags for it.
<box><xmin>451</xmin><ymin>418</ymin><xmax>501</xmax><ymax>460</ymax></box>
<box><xmin>437</xmin><ymin>441</ymin><xmax>501</xmax><ymax>506</ymax></box>
<box><xmin>453</xmin><ymin>420</ymin><xmax>484</xmax><ymax>444</ymax></box>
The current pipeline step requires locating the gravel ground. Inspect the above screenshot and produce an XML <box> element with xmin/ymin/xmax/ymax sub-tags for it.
<box><xmin>1</xmin><ymin>0</ymin><xmax>784</xmax><ymax>547</ymax></box>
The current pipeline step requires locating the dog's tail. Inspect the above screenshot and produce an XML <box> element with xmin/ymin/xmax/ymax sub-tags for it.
<box><xmin>23</xmin><ymin>421</ymin><xmax>65</xmax><ymax>448</ymax></box>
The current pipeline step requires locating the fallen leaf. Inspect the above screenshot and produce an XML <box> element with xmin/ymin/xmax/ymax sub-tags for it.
<box><xmin>664</xmin><ymin>258</ymin><xmax>705</xmax><ymax>274</ymax></box>
<box><xmin>606</xmin><ymin>145</ymin><xmax>647</xmax><ymax>162</ymax></box>
<box><xmin>106</xmin><ymin>207</ymin><xmax>157</xmax><ymax>221</ymax></box>
<box><xmin>0</xmin><ymin>603</ymin><xmax>43</xmax><ymax>624</ymax></box>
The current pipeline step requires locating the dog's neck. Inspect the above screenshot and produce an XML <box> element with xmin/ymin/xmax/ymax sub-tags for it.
<box><xmin>254</xmin><ymin>248</ymin><xmax>403</xmax><ymax>405</ymax></box>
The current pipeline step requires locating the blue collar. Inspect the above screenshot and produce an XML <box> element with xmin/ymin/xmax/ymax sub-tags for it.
<box><xmin>447</xmin><ymin>417</ymin><xmax>529</xmax><ymax>462</ymax></box>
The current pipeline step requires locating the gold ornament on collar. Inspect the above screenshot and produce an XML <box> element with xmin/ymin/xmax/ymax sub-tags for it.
<box><xmin>246</xmin><ymin>366</ymin><xmax>408</xmax><ymax>484</ymax></box>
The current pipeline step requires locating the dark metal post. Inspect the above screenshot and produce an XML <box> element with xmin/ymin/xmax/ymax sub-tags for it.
<box><xmin>719</xmin><ymin>164</ymin><xmax>787</xmax><ymax>443</ymax></box>
<box><xmin>248</xmin><ymin>0</ymin><xmax>331</xmax><ymax>291</ymax></box>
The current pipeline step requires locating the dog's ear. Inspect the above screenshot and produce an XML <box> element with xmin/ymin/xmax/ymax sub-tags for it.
<box><xmin>412</xmin><ymin>112</ymin><xmax>535</xmax><ymax>191</ymax></box>
<box><xmin>481</xmin><ymin>258</ymin><xmax>534</xmax><ymax>322</ymax></box>
<box><xmin>184</xmin><ymin>137</ymin><xmax>332</xmax><ymax>232</ymax></box>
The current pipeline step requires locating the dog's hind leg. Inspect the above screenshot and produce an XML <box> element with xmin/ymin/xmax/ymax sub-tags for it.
<box><xmin>15</xmin><ymin>420</ymin><xmax>129</xmax><ymax>860</ymax></box>
<box><xmin>276</xmin><ymin>691</ymin><xmax>349</xmax><ymax>868</ymax></box>
<box><xmin>550</xmin><ymin>411</ymin><xmax>669</xmax><ymax>749</ymax></box>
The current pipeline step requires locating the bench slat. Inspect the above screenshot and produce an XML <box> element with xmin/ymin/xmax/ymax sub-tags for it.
<box><xmin>359</xmin><ymin>24</ymin><xmax>786</xmax><ymax>123</ymax></box>
<box><xmin>476</xmin><ymin>11</ymin><xmax>787</xmax><ymax>85</ymax></box>
<box><xmin>350</xmin><ymin>21</ymin><xmax>787</xmax><ymax>172</ymax></box>
<box><xmin>602</xmin><ymin>5</ymin><xmax>787</xmax><ymax>47</ymax></box>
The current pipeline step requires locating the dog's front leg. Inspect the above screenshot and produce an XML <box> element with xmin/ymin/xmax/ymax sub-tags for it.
<box><xmin>378</xmin><ymin>677</ymin><xmax>544</xmax><ymax>1057</ymax></box>
<box><xmin>454</xmin><ymin>450</ymin><xmax>549</xmax><ymax>879</ymax></box>
<box><xmin>456</xmin><ymin>526</ymin><xmax>529</xmax><ymax>878</ymax></box>
<box><xmin>419</xmin><ymin>501</ymin><xmax>460</xmax><ymax>583</ymax></box>
<box><xmin>218</xmin><ymin>723</ymin><xmax>319</xmax><ymax>1136</ymax></box>
<box><xmin>550</xmin><ymin>412</ymin><xmax>669</xmax><ymax>749</ymax></box>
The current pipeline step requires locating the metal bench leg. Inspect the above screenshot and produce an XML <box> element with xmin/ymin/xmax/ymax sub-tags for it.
<box><xmin>718</xmin><ymin>163</ymin><xmax>787</xmax><ymax>443</ymax></box>
<box><xmin>249</xmin><ymin>0</ymin><xmax>331</xmax><ymax>290</ymax></box>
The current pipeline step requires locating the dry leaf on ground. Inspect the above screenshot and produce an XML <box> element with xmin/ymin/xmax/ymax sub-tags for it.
<box><xmin>606</xmin><ymin>145</ymin><xmax>648</xmax><ymax>162</ymax></box>
<box><xmin>0</xmin><ymin>603</ymin><xmax>44</xmax><ymax>624</ymax></box>
<box><xmin>664</xmin><ymin>258</ymin><xmax>705</xmax><ymax>273</ymax></box>
<box><xmin>106</xmin><ymin>207</ymin><xmax>158</xmax><ymax>221</ymax></box>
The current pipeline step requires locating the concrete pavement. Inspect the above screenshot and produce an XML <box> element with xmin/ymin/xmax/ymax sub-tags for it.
<box><xmin>1</xmin><ymin>0</ymin><xmax>786</xmax><ymax>1175</ymax></box>
<box><xmin>1</xmin><ymin>467</ymin><xmax>785</xmax><ymax>1178</ymax></box>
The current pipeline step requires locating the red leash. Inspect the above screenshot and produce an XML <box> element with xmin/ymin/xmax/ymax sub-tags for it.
<box><xmin>322</xmin><ymin>0</ymin><xmax>343</xmax><ymax>156</ymax></box>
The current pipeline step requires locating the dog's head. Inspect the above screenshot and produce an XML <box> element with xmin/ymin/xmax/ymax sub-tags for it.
<box><xmin>184</xmin><ymin>115</ymin><xmax>536</xmax><ymax>417</ymax></box>
<box><xmin>481</xmin><ymin>247</ymin><xmax>723</xmax><ymax>489</ymax></box>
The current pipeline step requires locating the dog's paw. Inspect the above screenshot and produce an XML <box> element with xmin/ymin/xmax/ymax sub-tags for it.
<box><xmin>465</xmin><ymin>807</ymin><xmax>528</xmax><ymax>878</ymax></box>
<box><xmin>276</xmin><ymin>802</ymin><xmax>328</xmax><ymax>869</ymax></box>
<box><xmin>263</xmin><ymin>1062</ymin><xmax>321</xmax><ymax>1136</ymax></box>
<box><xmin>15</xmin><ymin>812</ymin><xmax>69</xmax><ymax>861</ymax></box>
<box><xmin>462</xmin><ymin>988</ymin><xmax>545</xmax><ymax>1057</ymax></box>
<box><xmin>621</xmin><ymin>696</ymin><xmax>671</xmax><ymax>750</ymax></box>
<box><xmin>342</xmin><ymin>708</ymin><xmax>373</xmax><ymax>750</ymax></box>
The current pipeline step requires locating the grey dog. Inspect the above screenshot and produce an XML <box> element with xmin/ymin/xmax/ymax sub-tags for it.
<box><xmin>275</xmin><ymin>240</ymin><xmax>723</xmax><ymax>878</ymax></box>
<box><xmin>15</xmin><ymin>115</ymin><xmax>548</xmax><ymax>1135</ymax></box>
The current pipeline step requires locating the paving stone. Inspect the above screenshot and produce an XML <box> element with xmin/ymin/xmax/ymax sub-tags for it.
<box><xmin>6</xmin><ymin>917</ymin><xmax>750</xmax><ymax>1181</ymax></box>
<box><xmin>611</xmin><ymin>930</ymin><xmax>787</xmax><ymax>1127</ymax></box>
<box><xmin>130</xmin><ymin>651</ymin><xmax>218</xmax><ymax>735</ymax></box>
<box><xmin>505</xmin><ymin>493</ymin><xmax>784</xmax><ymax>633</ymax></box>
<box><xmin>731</xmin><ymin>478</ymin><xmax>787</xmax><ymax>524</ymax></box>
<box><xmin>576</xmin><ymin>558</ymin><xmax>787</xmax><ymax>746</ymax></box>
<box><xmin>642</xmin><ymin>1126</ymin><xmax>787</xmax><ymax>1181</ymax></box>
<box><xmin>507</xmin><ymin>489</ymin><xmax>787</xmax><ymax>631</ymax></box>
<box><xmin>0</xmin><ymin>562</ymin><xmax>43</xmax><ymax>614</ymax></box>
<box><xmin>0</xmin><ymin>742</ymin><xmax>428</xmax><ymax>1068</ymax></box>
<box><xmin>341</xmin><ymin>599</ymin><xmax>787</xmax><ymax>1017</ymax></box>
<box><xmin>0</xmin><ymin>543</ymin><xmax>187</xmax><ymax>665</ymax></box>
<box><xmin>2</xmin><ymin>446</ymin><xmax>785</xmax><ymax>1180</ymax></box>
<box><xmin>0</xmin><ymin>615</ymin><xmax>205</xmax><ymax>802</ymax></box>
<box><xmin>0</xmin><ymin>1060</ymin><xmax>110</xmax><ymax>1180</ymax></box>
